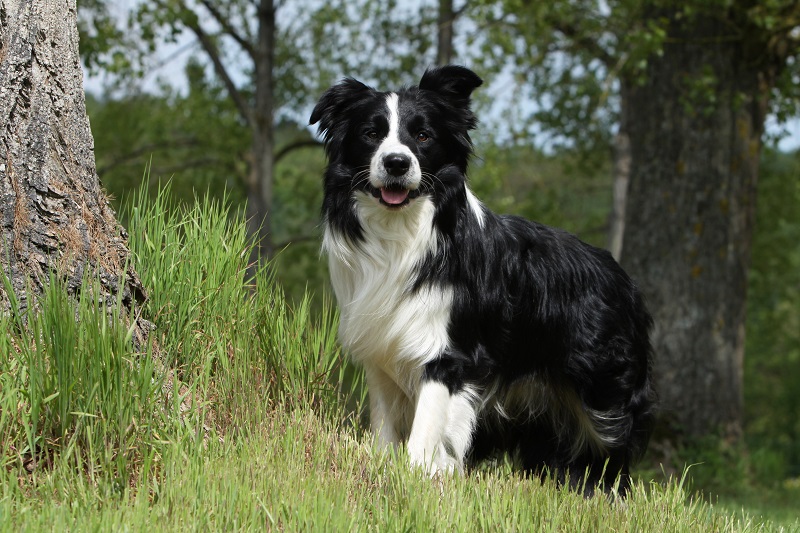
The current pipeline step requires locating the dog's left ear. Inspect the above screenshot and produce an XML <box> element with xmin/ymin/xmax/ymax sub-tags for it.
<box><xmin>419</xmin><ymin>65</ymin><xmax>483</xmax><ymax>102</ymax></box>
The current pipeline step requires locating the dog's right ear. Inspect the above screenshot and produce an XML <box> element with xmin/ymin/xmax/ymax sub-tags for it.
<box><xmin>310</xmin><ymin>78</ymin><xmax>372</xmax><ymax>137</ymax></box>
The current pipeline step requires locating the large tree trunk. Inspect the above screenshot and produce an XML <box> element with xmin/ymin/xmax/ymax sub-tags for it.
<box><xmin>620</xmin><ymin>12</ymin><xmax>772</xmax><ymax>442</ymax></box>
<box><xmin>0</xmin><ymin>0</ymin><xmax>148</xmax><ymax>344</ymax></box>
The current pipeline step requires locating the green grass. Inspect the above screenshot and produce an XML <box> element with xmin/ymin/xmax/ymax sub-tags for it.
<box><xmin>0</xmin><ymin>187</ymin><xmax>796</xmax><ymax>531</ymax></box>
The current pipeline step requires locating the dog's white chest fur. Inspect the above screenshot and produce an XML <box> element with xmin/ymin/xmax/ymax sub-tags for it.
<box><xmin>323</xmin><ymin>193</ymin><xmax>452</xmax><ymax>391</ymax></box>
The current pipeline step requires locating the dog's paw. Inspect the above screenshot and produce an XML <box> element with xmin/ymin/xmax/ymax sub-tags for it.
<box><xmin>408</xmin><ymin>442</ymin><xmax>462</xmax><ymax>477</ymax></box>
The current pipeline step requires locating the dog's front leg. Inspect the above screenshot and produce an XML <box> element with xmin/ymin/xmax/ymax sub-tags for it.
<box><xmin>365</xmin><ymin>365</ymin><xmax>403</xmax><ymax>449</ymax></box>
<box><xmin>407</xmin><ymin>380</ymin><xmax>452</xmax><ymax>474</ymax></box>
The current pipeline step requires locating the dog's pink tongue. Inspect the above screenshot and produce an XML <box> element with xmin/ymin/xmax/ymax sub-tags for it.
<box><xmin>380</xmin><ymin>188</ymin><xmax>409</xmax><ymax>205</ymax></box>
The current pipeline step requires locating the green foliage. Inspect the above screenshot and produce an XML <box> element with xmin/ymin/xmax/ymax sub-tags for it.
<box><xmin>77</xmin><ymin>0</ymin><xmax>137</xmax><ymax>76</ymax></box>
<box><xmin>88</xmin><ymin>61</ymin><xmax>248</xmax><ymax>209</ymax></box>
<box><xmin>746</xmin><ymin>149</ymin><xmax>800</xmax><ymax>481</ymax></box>
<box><xmin>270</xmin><ymin>135</ymin><xmax>330</xmax><ymax>305</ymax></box>
<box><xmin>470</xmin><ymin>142</ymin><xmax>612</xmax><ymax>247</ymax></box>
<box><xmin>300</xmin><ymin>0</ymin><xmax>438</xmax><ymax>91</ymax></box>
<box><xmin>470</xmin><ymin>0</ymin><xmax>800</xmax><ymax>151</ymax></box>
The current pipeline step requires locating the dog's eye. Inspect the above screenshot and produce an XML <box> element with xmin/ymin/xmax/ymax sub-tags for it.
<box><xmin>416</xmin><ymin>131</ymin><xmax>430</xmax><ymax>143</ymax></box>
<box><xmin>364</xmin><ymin>129</ymin><xmax>378</xmax><ymax>140</ymax></box>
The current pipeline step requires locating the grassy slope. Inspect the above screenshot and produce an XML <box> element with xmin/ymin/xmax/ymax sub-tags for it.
<box><xmin>0</xmin><ymin>190</ymin><xmax>795</xmax><ymax>531</ymax></box>
<box><xmin>1</xmin><ymin>412</ymin><xmax>774</xmax><ymax>532</ymax></box>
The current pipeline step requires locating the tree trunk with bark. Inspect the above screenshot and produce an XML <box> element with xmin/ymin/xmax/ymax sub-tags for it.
<box><xmin>620</xmin><ymin>10</ymin><xmax>780</xmax><ymax>441</ymax></box>
<box><xmin>0</xmin><ymin>0</ymin><xmax>149</xmax><ymax>345</ymax></box>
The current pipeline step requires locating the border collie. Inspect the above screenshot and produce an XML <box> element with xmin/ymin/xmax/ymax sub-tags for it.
<box><xmin>310</xmin><ymin>65</ymin><xmax>655</xmax><ymax>495</ymax></box>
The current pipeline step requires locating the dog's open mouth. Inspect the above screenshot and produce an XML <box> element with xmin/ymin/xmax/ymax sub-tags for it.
<box><xmin>370</xmin><ymin>185</ymin><xmax>420</xmax><ymax>207</ymax></box>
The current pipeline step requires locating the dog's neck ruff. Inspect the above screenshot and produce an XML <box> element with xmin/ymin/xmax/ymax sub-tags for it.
<box><xmin>323</xmin><ymin>193</ymin><xmax>452</xmax><ymax>388</ymax></box>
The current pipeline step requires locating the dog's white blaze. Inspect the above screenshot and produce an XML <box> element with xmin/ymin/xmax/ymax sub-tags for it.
<box><xmin>385</xmin><ymin>93</ymin><xmax>400</xmax><ymax>143</ymax></box>
<box><xmin>368</xmin><ymin>93</ymin><xmax>422</xmax><ymax>190</ymax></box>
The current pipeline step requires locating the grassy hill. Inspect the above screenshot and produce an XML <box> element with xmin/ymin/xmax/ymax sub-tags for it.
<box><xmin>1</xmin><ymin>189</ymin><xmax>795</xmax><ymax>531</ymax></box>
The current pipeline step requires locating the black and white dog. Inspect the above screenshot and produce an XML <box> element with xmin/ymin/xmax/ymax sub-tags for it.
<box><xmin>310</xmin><ymin>66</ymin><xmax>655</xmax><ymax>495</ymax></box>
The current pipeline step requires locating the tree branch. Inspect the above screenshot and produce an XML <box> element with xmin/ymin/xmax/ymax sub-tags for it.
<box><xmin>274</xmin><ymin>138</ymin><xmax>322</xmax><ymax>164</ymax></box>
<box><xmin>548</xmin><ymin>17</ymin><xmax>615</xmax><ymax>68</ymax></box>
<box><xmin>97</xmin><ymin>138</ymin><xmax>200</xmax><ymax>175</ymax></box>
<box><xmin>176</xmin><ymin>0</ymin><xmax>254</xmax><ymax>129</ymax></box>
<box><xmin>197</xmin><ymin>0</ymin><xmax>256</xmax><ymax>59</ymax></box>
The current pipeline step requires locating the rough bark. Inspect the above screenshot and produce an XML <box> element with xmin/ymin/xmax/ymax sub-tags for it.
<box><xmin>0</xmin><ymin>0</ymin><xmax>149</xmax><ymax>345</ymax></box>
<box><xmin>620</xmin><ymin>11</ymin><xmax>776</xmax><ymax>441</ymax></box>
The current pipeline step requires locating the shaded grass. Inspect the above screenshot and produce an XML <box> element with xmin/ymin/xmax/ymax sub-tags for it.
<box><xmin>0</xmin><ymin>271</ymin><xmax>166</xmax><ymax>492</ymax></box>
<box><xmin>0</xmin><ymin>186</ymin><xmax>793</xmax><ymax>531</ymax></box>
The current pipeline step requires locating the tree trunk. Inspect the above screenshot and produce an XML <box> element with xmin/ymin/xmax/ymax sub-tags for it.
<box><xmin>608</xmin><ymin>88</ymin><xmax>631</xmax><ymax>261</ymax></box>
<box><xmin>247</xmin><ymin>0</ymin><xmax>276</xmax><ymax>265</ymax></box>
<box><xmin>0</xmin><ymin>0</ymin><xmax>149</xmax><ymax>345</ymax></box>
<box><xmin>608</xmin><ymin>131</ymin><xmax>630</xmax><ymax>261</ymax></box>
<box><xmin>436</xmin><ymin>0</ymin><xmax>455</xmax><ymax>65</ymax></box>
<box><xmin>620</xmin><ymin>12</ymin><xmax>771</xmax><ymax>442</ymax></box>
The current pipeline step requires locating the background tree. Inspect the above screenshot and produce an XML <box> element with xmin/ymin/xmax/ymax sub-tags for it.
<box><xmin>87</xmin><ymin>59</ymin><xmax>249</xmax><ymax>208</ymax></box>
<box><xmin>131</xmin><ymin>0</ymin><xmax>278</xmax><ymax>262</ymax></box>
<box><xmin>620</xmin><ymin>1</ymin><xmax>799</xmax><ymax>441</ymax></box>
<box><xmin>78</xmin><ymin>0</ymin><xmax>446</xmax><ymax>266</ymax></box>
<box><xmin>0</xmin><ymin>0</ymin><xmax>149</xmax><ymax>344</ymax></box>
<box><xmin>474</xmin><ymin>0</ymin><xmax>800</xmax><ymax>443</ymax></box>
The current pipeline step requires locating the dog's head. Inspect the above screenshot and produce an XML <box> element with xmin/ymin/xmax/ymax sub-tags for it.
<box><xmin>310</xmin><ymin>66</ymin><xmax>483</xmax><ymax>209</ymax></box>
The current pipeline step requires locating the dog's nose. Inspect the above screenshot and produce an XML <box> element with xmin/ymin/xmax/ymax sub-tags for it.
<box><xmin>383</xmin><ymin>154</ymin><xmax>411</xmax><ymax>177</ymax></box>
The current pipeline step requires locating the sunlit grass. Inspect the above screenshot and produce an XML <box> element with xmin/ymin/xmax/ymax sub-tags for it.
<box><xmin>0</xmin><ymin>186</ymin><xmax>792</xmax><ymax>531</ymax></box>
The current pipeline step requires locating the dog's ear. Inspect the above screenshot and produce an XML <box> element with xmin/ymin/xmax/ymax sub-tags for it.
<box><xmin>419</xmin><ymin>65</ymin><xmax>483</xmax><ymax>102</ymax></box>
<box><xmin>309</xmin><ymin>78</ymin><xmax>372</xmax><ymax>134</ymax></box>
